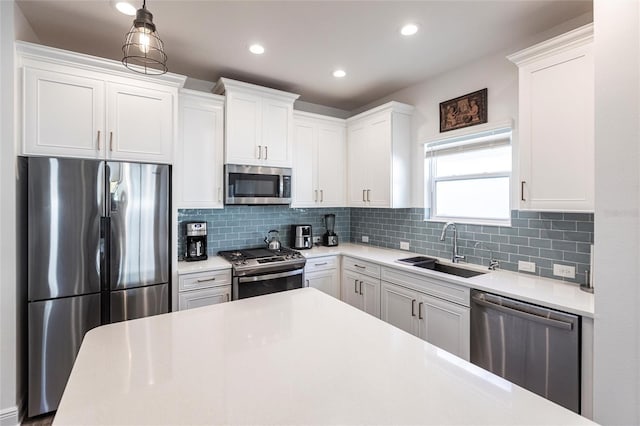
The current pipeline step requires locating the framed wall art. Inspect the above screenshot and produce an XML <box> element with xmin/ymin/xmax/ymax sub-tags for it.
<box><xmin>439</xmin><ymin>88</ymin><xmax>488</xmax><ymax>132</ymax></box>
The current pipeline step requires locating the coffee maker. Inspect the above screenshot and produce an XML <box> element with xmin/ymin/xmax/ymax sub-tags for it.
<box><xmin>322</xmin><ymin>214</ymin><xmax>338</xmax><ymax>247</ymax></box>
<box><xmin>185</xmin><ymin>222</ymin><xmax>208</xmax><ymax>262</ymax></box>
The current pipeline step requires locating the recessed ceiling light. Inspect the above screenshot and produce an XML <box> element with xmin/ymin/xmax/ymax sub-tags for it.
<box><xmin>115</xmin><ymin>1</ymin><xmax>136</xmax><ymax>16</ymax></box>
<box><xmin>249</xmin><ymin>44</ymin><xmax>265</xmax><ymax>55</ymax></box>
<box><xmin>333</xmin><ymin>69</ymin><xmax>346</xmax><ymax>78</ymax></box>
<box><xmin>401</xmin><ymin>23</ymin><xmax>419</xmax><ymax>36</ymax></box>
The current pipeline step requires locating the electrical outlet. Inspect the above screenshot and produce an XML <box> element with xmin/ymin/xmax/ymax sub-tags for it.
<box><xmin>518</xmin><ymin>260</ymin><xmax>536</xmax><ymax>273</ymax></box>
<box><xmin>361</xmin><ymin>235</ymin><xmax>369</xmax><ymax>243</ymax></box>
<box><xmin>313</xmin><ymin>236</ymin><xmax>321</xmax><ymax>243</ymax></box>
<box><xmin>553</xmin><ymin>264</ymin><xmax>576</xmax><ymax>279</ymax></box>
<box><xmin>400</xmin><ymin>241</ymin><xmax>410</xmax><ymax>250</ymax></box>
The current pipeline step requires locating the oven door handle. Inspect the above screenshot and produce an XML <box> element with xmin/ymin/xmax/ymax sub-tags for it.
<box><xmin>237</xmin><ymin>268</ymin><xmax>304</xmax><ymax>283</ymax></box>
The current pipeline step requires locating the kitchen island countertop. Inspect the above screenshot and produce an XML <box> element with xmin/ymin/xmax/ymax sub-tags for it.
<box><xmin>54</xmin><ymin>288</ymin><xmax>595</xmax><ymax>426</ymax></box>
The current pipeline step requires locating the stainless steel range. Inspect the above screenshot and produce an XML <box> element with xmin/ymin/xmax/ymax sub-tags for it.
<box><xmin>218</xmin><ymin>247</ymin><xmax>307</xmax><ymax>300</ymax></box>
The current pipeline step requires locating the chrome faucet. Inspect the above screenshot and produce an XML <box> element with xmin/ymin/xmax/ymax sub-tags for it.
<box><xmin>440</xmin><ymin>222</ymin><xmax>465</xmax><ymax>263</ymax></box>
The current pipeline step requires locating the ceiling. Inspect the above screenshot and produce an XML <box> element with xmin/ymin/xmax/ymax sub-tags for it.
<box><xmin>16</xmin><ymin>0</ymin><xmax>592</xmax><ymax>111</ymax></box>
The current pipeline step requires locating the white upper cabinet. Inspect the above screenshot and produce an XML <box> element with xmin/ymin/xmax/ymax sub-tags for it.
<box><xmin>214</xmin><ymin>78</ymin><xmax>299</xmax><ymax>167</ymax></box>
<box><xmin>346</xmin><ymin>102</ymin><xmax>413</xmax><ymax>208</ymax></box>
<box><xmin>509</xmin><ymin>24</ymin><xmax>594</xmax><ymax>212</ymax></box>
<box><xmin>176</xmin><ymin>90</ymin><xmax>225</xmax><ymax>209</ymax></box>
<box><xmin>292</xmin><ymin>111</ymin><xmax>346</xmax><ymax>208</ymax></box>
<box><xmin>18</xmin><ymin>42</ymin><xmax>184</xmax><ymax>164</ymax></box>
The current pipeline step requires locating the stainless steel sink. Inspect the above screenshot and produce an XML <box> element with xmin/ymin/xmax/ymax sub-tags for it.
<box><xmin>398</xmin><ymin>256</ymin><xmax>486</xmax><ymax>278</ymax></box>
<box><xmin>414</xmin><ymin>262</ymin><xmax>486</xmax><ymax>278</ymax></box>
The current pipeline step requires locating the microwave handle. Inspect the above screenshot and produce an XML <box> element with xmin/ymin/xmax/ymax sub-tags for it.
<box><xmin>280</xmin><ymin>172</ymin><xmax>284</xmax><ymax>197</ymax></box>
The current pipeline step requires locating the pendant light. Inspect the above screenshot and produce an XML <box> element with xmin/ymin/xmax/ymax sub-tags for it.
<box><xmin>122</xmin><ymin>0</ymin><xmax>168</xmax><ymax>75</ymax></box>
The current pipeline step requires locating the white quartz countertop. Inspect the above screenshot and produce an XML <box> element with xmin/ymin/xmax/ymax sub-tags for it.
<box><xmin>301</xmin><ymin>243</ymin><xmax>595</xmax><ymax>317</ymax></box>
<box><xmin>54</xmin><ymin>288</ymin><xmax>594</xmax><ymax>426</ymax></box>
<box><xmin>176</xmin><ymin>243</ymin><xmax>594</xmax><ymax>317</ymax></box>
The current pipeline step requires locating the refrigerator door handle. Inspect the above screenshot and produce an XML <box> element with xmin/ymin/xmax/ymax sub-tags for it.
<box><xmin>100</xmin><ymin>216</ymin><xmax>111</xmax><ymax>323</ymax></box>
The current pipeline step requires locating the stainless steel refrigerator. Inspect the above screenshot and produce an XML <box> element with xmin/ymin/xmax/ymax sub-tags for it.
<box><xmin>23</xmin><ymin>157</ymin><xmax>170</xmax><ymax>417</ymax></box>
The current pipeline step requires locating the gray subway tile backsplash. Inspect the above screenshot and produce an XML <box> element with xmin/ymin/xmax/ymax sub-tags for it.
<box><xmin>178</xmin><ymin>206</ymin><xmax>593</xmax><ymax>286</ymax></box>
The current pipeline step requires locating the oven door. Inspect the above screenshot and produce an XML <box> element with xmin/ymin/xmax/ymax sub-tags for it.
<box><xmin>234</xmin><ymin>268</ymin><xmax>305</xmax><ymax>300</ymax></box>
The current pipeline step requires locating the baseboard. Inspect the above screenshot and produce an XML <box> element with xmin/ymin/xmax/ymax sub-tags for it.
<box><xmin>0</xmin><ymin>406</ymin><xmax>19</xmax><ymax>426</ymax></box>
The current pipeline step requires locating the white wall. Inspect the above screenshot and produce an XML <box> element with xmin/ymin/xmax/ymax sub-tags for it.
<box><xmin>593</xmin><ymin>0</ymin><xmax>640</xmax><ymax>424</ymax></box>
<box><xmin>0</xmin><ymin>1</ymin><xmax>19</xmax><ymax>424</ymax></box>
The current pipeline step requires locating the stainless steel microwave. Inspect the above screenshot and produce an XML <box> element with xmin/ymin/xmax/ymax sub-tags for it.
<box><xmin>225</xmin><ymin>164</ymin><xmax>292</xmax><ymax>205</ymax></box>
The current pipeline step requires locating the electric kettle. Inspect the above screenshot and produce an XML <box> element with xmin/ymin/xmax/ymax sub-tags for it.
<box><xmin>264</xmin><ymin>229</ymin><xmax>281</xmax><ymax>250</ymax></box>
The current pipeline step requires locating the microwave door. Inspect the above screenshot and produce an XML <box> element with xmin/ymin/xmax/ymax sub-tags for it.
<box><xmin>225</xmin><ymin>165</ymin><xmax>291</xmax><ymax>205</ymax></box>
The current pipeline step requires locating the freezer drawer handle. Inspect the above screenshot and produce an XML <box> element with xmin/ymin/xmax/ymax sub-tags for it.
<box><xmin>471</xmin><ymin>294</ymin><xmax>573</xmax><ymax>330</ymax></box>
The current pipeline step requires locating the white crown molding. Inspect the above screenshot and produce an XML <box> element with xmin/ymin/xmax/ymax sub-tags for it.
<box><xmin>15</xmin><ymin>41</ymin><xmax>186</xmax><ymax>87</ymax></box>
<box><xmin>213</xmin><ymin>77</ymin><xmax>300</xmax><ymax>101</ymax></box>
<box><xmin>346</xmin><ymin>101</ymin><xmax>414</xmax><ymax>123</ymax></box>
<box><xmin>507</xmin><ymin>23</ymin><xmax>593</xmax><ymax>66</ymax></box>
<box><xmin>292</xmin><ymin>110</ymin><xmax>346</xmax><ymax>125</ymax></box>
<box><xmin>179</xmin><ymin>88</ymin><xmax>225</xmax><ymax>103</ymax></box>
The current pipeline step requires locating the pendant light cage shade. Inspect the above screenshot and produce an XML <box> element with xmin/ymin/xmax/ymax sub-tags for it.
<box><xmin>122</xmin><ymin>5</ymin><xmax>168</xmax><ymax>75</ymax></box>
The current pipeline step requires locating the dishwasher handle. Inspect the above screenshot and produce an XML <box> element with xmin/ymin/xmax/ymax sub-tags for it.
<box><xmin>472</xmin><ymin>294</ymin><xmax>574</xmax><ymax>331</ymax></box>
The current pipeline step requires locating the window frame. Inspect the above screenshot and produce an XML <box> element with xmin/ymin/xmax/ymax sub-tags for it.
<box><xmin>424</xmin><ymin>125</ymin><xmax>513</xmax><ymax>227</ymax></box>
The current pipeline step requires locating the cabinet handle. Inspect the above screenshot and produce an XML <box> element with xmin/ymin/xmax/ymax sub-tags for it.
<box><xmin>359</xmin><ymin>281</ymin><xmax>363</xmax><ymax>295</ymax></box>
<box><xmin>257</xmin><ymin>145</ymin><xmax>262</xmax><ymax>159</ymax></box>
<box><xmin>305</xmin><ymin>279</ymin><xmax>310</xmax><ymax>287</ymax></box>
<box><xmin>354</xmin><ymin>279</ymin><xmax>358</xmax><ymax>294</ymax></box>
<box><xmin>314</xmin><ymin>262</ymin><xmax>328</xmax><ymax>266</ymax></box>
<box><xmin>109</xmin><ymin>131</ymin><xmax>113</xmax><ymax>151</ymax></box>
<box><xmin>367</xmin><ymin>189</ymin><xmax>371</xmax><ymax>202</ymax></box>
<box><xmin>226</xmin><ymin>293</ymin><xmax>230</xmax><ymax>302</ymax></box>
<box><xmin>411</xmin><ymin>299</ymin><xmax>416</xmax><ymax>317</ymax></box>
<box><xmin>265</xmin><ymin>146</ymin><xmax>268</xmax><ymax>160</ymax></box>
<box><xmin>320</xmin><ymin>189</ymin><xmax>323</xmax><ymax>202</ymax></box>
<box><xmin>418</xmin><ymin>302</ymin><xmax>423</xmax><ymax>320</ymax></box>
<box><xmin>315</xmin><ymin>190</ymin><xmax>318</xmax><ymax>202</ymax></box>
<box><xmin>353</xmin><ymin>264</ymin><xmax>366</xmax><ymax>269</ymax></box>
<box><xmin>362</xmin><ymin>189</ymin><xmax>366</xmax><ymax>202</ymax></box>
<box><xmin>521</xmin><ymin>181</ymin><xmax>526</xmax><ymax>202</ymax></box>
<box><xmin>196</xmin><ymin>277</ymin><xmax>216</xmax><ymax>283</ymax></box>
<box><xmin>97</xmin><ymin>130</ymin><xmax>101</xmax><ymax>150</ymax></box>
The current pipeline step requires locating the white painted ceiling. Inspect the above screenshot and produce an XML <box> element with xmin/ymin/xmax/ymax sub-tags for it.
<box><xmin>16</xmin><ymin>0</ymin><xmax>592</xmax><ymax>111</ymax></box>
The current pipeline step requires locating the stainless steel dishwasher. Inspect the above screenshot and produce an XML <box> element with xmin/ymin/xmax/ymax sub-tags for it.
<box><xmin>470</xmin><ymin>290</ymin><xmax>580</xmax><ymax>413</ymax></box>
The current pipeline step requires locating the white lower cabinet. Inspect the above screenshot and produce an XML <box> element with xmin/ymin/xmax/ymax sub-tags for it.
<box><xmin>178</xmin><ymin>269</ymin><xmax>232</xmax><ymax>311</ymax></box>
<box><xmin>381</xmin><ymin>270</ymin><xmax>470</xmax><ymax>361</ymax></box>
<box><xmin>304</xmin><ymin>256</ymin><xmax>340</xmax><ymax>298</ymax></box>
<box><xmin>341</xmin><ymin>267</ymin><xmax>380</xmax><ymax>318</ymax></box>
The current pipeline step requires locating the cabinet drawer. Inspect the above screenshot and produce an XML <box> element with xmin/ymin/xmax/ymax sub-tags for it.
<box><xmin>305</xmin><ymin>256</ymin><xmax>338</xmax><ymax>273</ymax></box>
<box><xmin>178</xmin><ymin>286</ymin><xmax>231</xmax><ymax>310</ymax></box>
<box><xmin>179</xmin><ymin>269</ymin><xmax>231</xmax><ymax>292</ymax></box>
<box><xmin>343</xmin><ymin>257</ymin><xmax>380</xmax><ymax>278</ymax></box>
<box><xmin>381</xmin><ymin>267</ymin><xmax>470</xmax><ymax>307</ymax></box>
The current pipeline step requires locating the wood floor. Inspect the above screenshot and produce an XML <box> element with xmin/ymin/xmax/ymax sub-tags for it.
<box><xmin>21</xmin><ymin>413</ymin><xmax>54</xmax><ymax>426</ymax></box>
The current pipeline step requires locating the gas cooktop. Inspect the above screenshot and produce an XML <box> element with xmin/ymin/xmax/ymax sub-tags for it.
<box><xmin>218</xmin><ymin>247</ymin><xmax>306</xmax><ymax>275</ymax></box>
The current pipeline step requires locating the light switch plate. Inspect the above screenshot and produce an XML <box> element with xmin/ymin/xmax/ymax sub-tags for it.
<box><xmin>553</xmin><ymin>264</ymin><xmax>576</xmax><ymax>278</ymax></box>
<box><xmin>400</xmin><ymin>241</ymin><xmax>410</xmax><ymax>250</ymax></box>
<box><xmin>518</xmin><ymin>260</ymin><xmax>536</xmax><ymax>273</ymax></box>
<box><xmin>313</xmin><ymin>236</ymin><xmax>321</xmax><ymax>243</ymax></box>
<box><xmin>361</xmin><ymin>236</ymin><xmax>369</xmax><ymax>243</ymax></box>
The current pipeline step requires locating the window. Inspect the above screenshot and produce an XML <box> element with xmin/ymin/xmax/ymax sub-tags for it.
<box><xmin>425</xmin><ymin>127</ymin><xmax>512</xmax><ymax>225</ymax></box>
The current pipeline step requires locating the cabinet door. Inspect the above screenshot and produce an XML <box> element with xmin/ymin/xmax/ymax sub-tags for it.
<box><xmin>381</xmin><ymin>282</ymin><xmax>418</xmax><ymax>335</ymax></box>
<box><xmin>23</xmin><ymin>66</ymin><xmax>104</xmax><ymax>158</ymax></box>
<box><xmin>347</xmin><ymin>123</ymin><xmax>368</xmax><ymax>207</ymax></box>
<box><xmin>106</xmin><ymin>82</ymin><xmax>174</xmax><ymax>163</ymax></box>
<box><xmin>361</xmin><ymin>276</ymin><xmax>381</xmax><ymax>318</ymax></box>
<box><xmin>519</xmin><ymin>44</ymin><xmax>594</xmax><ymax>211</ymax></box>
<box><xmin>418</xmin><ymin>294</ymin><xmax>470</xmax><ymax>361</ymax></box>
<box><xmin>341</xmin><ymin>270</ymin><xmax>363</xmax><ymax>311</ymax></box>
<box><xmin>365</xmin><ymin>115</ymin><xmax>391</xmax><ymax>207</ymax></box>
<box><xmin>317</xmin><ymin>124</ymin><xmax>346</xmax><ymax>207</ymax></box>
<box><xmin>306</xmin><ymin>269</ymin><xmax>339</xmax><ymax>299</ymax></box>
<box><xmin>177</xmin><ymin>94</ymin><xmax>224</xmax><ymax>208</ymax></box>
<box><xmin>292</xmin><ymin>120</ymin><xmax>317</xmax><ymax>207</ymax></box>
<box><xmin>224</xmin><ymin>91</ymin><xmax>261</xmax><ymax>165</ymax></box>
<box><xmin>262</xmin><ymin>98</ymin><xmax>292</xmax><ymax>167</ymax></box>
<box><xmin>178</xmin><ymin>286</ymin><xmax>231</xmax><ymax>311</ymax></box>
